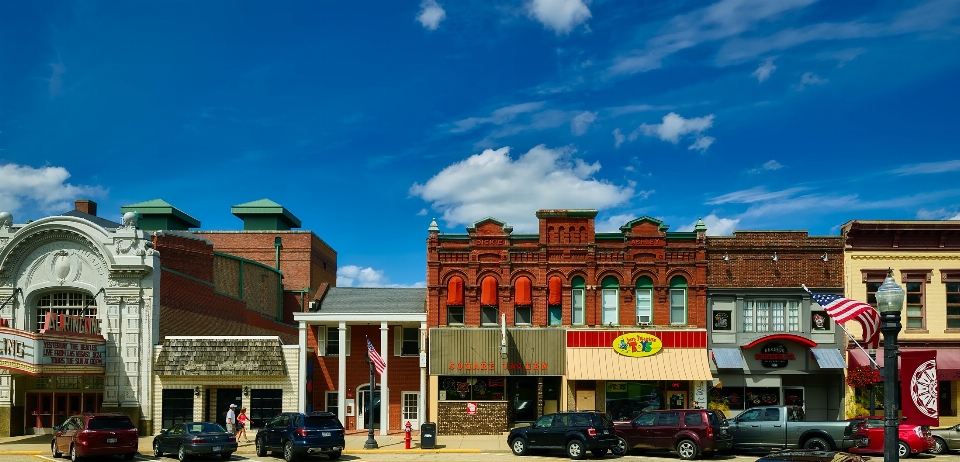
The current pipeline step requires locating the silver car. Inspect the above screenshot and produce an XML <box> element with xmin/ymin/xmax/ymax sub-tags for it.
<box><xmin>930</xmin><ymin>423</ymin><xmax>960</xmax><ymax>454</ymax></box>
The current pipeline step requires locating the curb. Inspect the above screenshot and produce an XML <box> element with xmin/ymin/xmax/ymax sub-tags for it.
<box><xmin>345</xmin><ymin>448</ymin><xmax>482</xmax><ymax>453</ymax></box>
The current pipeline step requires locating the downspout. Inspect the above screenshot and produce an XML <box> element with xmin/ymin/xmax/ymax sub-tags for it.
<box><xmin>274</xmin><ymin>236</ymin><xmax>283</xmax><ymax>270</ymax></box>
<box><xmin>275</xmin><ymin>236</ymin><xmax>283</xmax><ymax>320</ymax></box>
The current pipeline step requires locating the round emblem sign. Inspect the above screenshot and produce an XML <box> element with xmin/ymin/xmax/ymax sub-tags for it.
<box><xmin>910</xmin><ymin>359</ymin><xmax>938</xmax><ymax>418</ymax></box>
<box><xmin>613</xmin><ymin>333</ymin><xmax>663</xmax><ymax>357</ymax></box>
<box><xmin>757</xmin><ymin>343</ymin><xmax>792</xmax><ymax>368</ymax></box>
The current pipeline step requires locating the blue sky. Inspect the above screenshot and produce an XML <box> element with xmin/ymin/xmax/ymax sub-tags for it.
<box><xmin>2</xmin><ymin>0</ymin><xmax>960</xmax><ymax>288</ymax></box>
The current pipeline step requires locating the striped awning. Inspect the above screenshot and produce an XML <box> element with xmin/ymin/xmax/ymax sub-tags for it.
<box><xmin>711</xmin><ymin>348</ymin><xmax>746</xmax><ymax>369</ymax></box>
<box><xmin>811</xmin><ymin>348</ymin><xmax>847</xmax><ymax>369</ymax></box>
<box><xmin>566</xmin><ymin>348</ymin><xmax>712</xmax><ymax>380</ymax></box>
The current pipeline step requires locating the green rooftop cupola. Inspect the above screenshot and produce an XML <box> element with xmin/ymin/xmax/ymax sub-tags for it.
<box><xmin>120</xmin><ymin>199</ymin><xmax>200</xmax><ymax>231</ymax></box>
<box><xmin>231</xmin><ymin>199</ymin><xmax>302</xmax><ymax>231</ymax></box>
<box><xmin>694</xmin><ymin>218</ymin><xmax>707</xmax><ymax>232</ymax></box>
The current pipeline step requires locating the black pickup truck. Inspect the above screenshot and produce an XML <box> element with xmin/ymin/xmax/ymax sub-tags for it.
<box><xmin>729</xmin><ymin>406</ymin><xmax>858</xmax><ymax>451</ymax></box>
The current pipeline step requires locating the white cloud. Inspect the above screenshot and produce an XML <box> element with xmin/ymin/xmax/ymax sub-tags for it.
<box><xmin>751</xmin><ymin>57</ymin><xmax>777</xmax><ymax>82</ymax></box>
<box><xmin>570</xmin><ymin>111</ymin><xmax>597</xmax><ymax>135</ymax></box>
<box><xmin>798</xmin><ymin>72</ymin><xmax>827</xmax><ymax>90</ymax></box>
<box><xmin>817</xmin><ymin>47</ymin><xmax>867</xmax><ymax>67</ymax></box>
<box><xmin>679</xmin><ymin>214</ymin><xmax>740</xmax><ymax>235</ymax></box>
<box><xmin>417</xmin><ymin>208</ymin><xmax>428</xmax><ymax>216</ymax></box>
<box><xmin>747</xmin><ymin>159</ymin><xmax>783</xmax><ymax>174</ymax></box>
<box><xmin>527</xmin><ymin>0</ymin><xmax>592</xmax><ymax>35</ymax></box>
<box><xmin>688</xmin><ymin>136</ymin><xmax>714</xmax><ymax>152</ymax></box>
<box><xmin>612</xmin><ymin>128</ymin><xmax>625</xmax><ymax>148</ymax></box>
<box><xmin>916</xmin><ymin>208</ymin><xmax>960</xmax><ymax>220</ymax></box>
<box><xmin>0</xmin><ymin>162</ymin><xmax>106</xmax><ymax>217</ymax></box>
<box><xmin>638</xmin><ymin>112</ymin><xmax>716</xmax><ymax>151</ymax></box>
<box><xmin>951</xmin><ymin>213</ymin><xmax>960</xmax><ymax>220</ymax></box>
<box><xmin>417</xmin><ymin>0</ymin><xmax>447</xmax><ymax>30</ymax></box>
<box><xmin>410</xmin><ymin>145</ymin><xmax>634</xmax><ymax>232</ymax></box>
<box><xmin>893</xmin><ymin>159</ymin><xmax>960</xmax><ymax>175</ymax></box>
<box><xmin>707</xmin><ymin>186</ymin><xmax>809</xmax><ymax>205</ymax></box>
<box><xmin>449</xmin><ymin>102</ymin><xmax>546</xmax><ymax>133</ymax></box>
<box><xmin>337</xmin><ymin>265</ymin><xmax>426</xmax><ymax>288</ymax></box>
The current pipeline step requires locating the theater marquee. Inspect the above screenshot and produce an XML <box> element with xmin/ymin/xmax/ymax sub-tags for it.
<box><xmin>0</xmin><ymin>322</ymin><xmax>106</xmax><ymax>375</ymax></box>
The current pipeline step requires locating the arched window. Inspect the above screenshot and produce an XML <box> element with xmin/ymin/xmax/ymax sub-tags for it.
<box><xmin>480</xmin><ymin>276</ymin><xmax>499</xmax><ymax>325</ymax></box>
<box><xmin>571</xmin><ymin>277</ymin><xmax>585</xmax><ymax>325</ymax></box>
<box><xmin>548</xmin><ymin>276</ymin><xmax>562</xmax><ymax>326</ymax></box>
<box><xmin>514</xmin><ymin>277</ymin><xmax>532</xmax><ymax>325</ymax></box>
<box><xmin>669</xmin><ymin>276</ymin><xmax>688</xmax><ymax>325</ymax></box>
<box><xmin>35</xmin><ymin>291</ymin><xmax>98</xmax><ymax>333</ymax></box>
<box><xmin>601</xmin><ymin>276</ymin><xmax>620</xmax><ymax>325</ymax></box>
<box><xmin>635</xmin><ymin>276</ymin><xmax>653</xmax><ymax>325</ymax></box>
<box><xmin>446</xmin><ymin>277</ymin><xmax>464</xmax><ymax>325</ymax></box>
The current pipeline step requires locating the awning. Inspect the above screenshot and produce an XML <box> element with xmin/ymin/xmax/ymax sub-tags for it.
<box><xmin>848</xmin><ymin>348</ymin><xmax>960</xmax><ymax>381</ymax></box>
<box><xmin>712</xmin><ymin>348</ymin><xmax>746</xmax><ymax>369</ymax></box>
<box><xmin>567</xmin><ymin>348</ymin><xmax>712</xmax><ymax>380</ymax></box>
<box><xmin>155</xmin><ymin>337</ymin><xmax>287</xmax><ymax>376</ymax></box>
<box><xmin>810</xmin><ymin>348</ymin><xmax>846</xmax><ymax>369</ymax></box>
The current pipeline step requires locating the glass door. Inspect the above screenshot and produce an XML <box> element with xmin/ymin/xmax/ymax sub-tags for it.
<box><xmin>357</xmin><ymin>384</ymin><xmax>381</xmax><ymax>430</ymax></box>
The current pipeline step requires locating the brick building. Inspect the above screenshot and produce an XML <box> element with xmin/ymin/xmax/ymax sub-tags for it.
<box><xmin>426</xmin><ymin>210</ymin><xmax>713</xmax><ymax>434</ymax></box>
<box><xmin>705</xmin><ymin>231</ymin><xmax>846</xmax><ymax>420</ymax></box>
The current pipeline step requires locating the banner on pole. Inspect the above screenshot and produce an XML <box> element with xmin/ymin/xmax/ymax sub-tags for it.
<box><xmin>901</xmin><ymin>349</ymin><xmax>939</xmax><ymax>426</ymax></box>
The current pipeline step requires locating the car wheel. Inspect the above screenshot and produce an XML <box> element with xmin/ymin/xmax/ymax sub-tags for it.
<box><xmin>256</xmin><ymin>438</ymin><xmax>267</xmax><ymax>457</ymax></box>
<box><xmin>284</xmin><ymin>440</ymin><xmax>295</xmax><ymax>462</ymax></box>
<box><xmin>566</xmin><ymin>439</ymin><xmax>586</xmax><ymax>460</ymax></box>
<box><xmin>51</xmin><ymin>440</ymin><xmax>62</xmax><ymax>458</ymax></box>
<box><xmin>611</xmin><ymin>436</ymin><xmax>628</xmax><ymax>456</ymax></box>
<box><xmin>154</xmin><ymin>440</ymin><xmax>164</xmax><ymax>457</ymax></box>
<box><xmin>511</xmin><ymin>437</ymin><xmax>528</xmax><ymax>456</ymax></box>
<box><xmin>178</xmin><ymin>444</ymin><xmax>189</xmax><ymax>462</ymax></box>
<box><xmin>591</xmin><ymin>448</ymin><xmax>607</xmax><ymax>458</ymax></box>
<box><xmin>328</xmin><ymin>450</ymin><xmax>342</xmax><ymax>460</ymax></box>
<box><xmin>70</xmin><ymin>444</ymin><xmax>80</xmax><ymax>462</ymax></box>
<box><xmin>221</xmin><ymin>452</ymin><xmax>233</xmax><ymax>460</ymax></box>
<box><xmin>899</xmin><ymin>440</ymin><xmax>911</xmax><ymax>458</ymax></box>
<box><xmin>933</xmin><ymin>437</ymin><xmax>948</xmax><ymax>454</ymax></box>
<box><xmin>803</xmin><ymin>437</ymin><xmax>830</xmax><ymax>451</ymax></box>
<box><xmin>676</xmin><ymin>439</ymin><xmax>699</xmax><ymax>461</ymax></box>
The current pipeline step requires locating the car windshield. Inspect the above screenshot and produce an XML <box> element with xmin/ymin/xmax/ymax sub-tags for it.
<box><xmin>303</xmin><ymin>417</ymin><xmax>341</xmax><ymax>429</ymax></box>
<box><xmin>88</xmin><ymin>417</ymin><xmax>135</xmax><ymax>430</ymax></box>
<box><xmin>188</xmin><ymin>423</ymin><xmax>225</xmax><ymax>433</ymax></box>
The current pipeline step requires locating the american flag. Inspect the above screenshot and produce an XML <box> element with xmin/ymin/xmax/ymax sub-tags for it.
<box><xmin>366</xmin><ymin>337</ymin><xmax>386</xmax><ymax>375</ymax></box>
<box><xmin>803</xmin><ymin>285</ymin><xmax>881</xmax><ymax>349</ymax></box>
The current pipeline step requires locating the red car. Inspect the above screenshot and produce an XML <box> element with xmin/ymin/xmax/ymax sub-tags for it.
<box><xmin>848</xmin><ymin>416</ymin><xmax>933</xmax><ymax>458</ymax></box>
<box><xmin>51</xmin><ymin>413</ymin><xmax>139</xmax><ymax>461</ymax></box>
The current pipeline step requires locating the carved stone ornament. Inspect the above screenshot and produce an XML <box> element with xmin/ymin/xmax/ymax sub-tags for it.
<box><xmin>108</xmin><ymin>278</ymin><xmax>139</xmax><ymax>288</ymax></box>
<box><xmin>115</xmin><ymin>238</ymin><xmax>137</xmax><ymax>255</ymax></box>
<box><xmin>49</xmin><ymin>250</ymin><xmax>80</xmax><ymax>285</ymax></box>
<box><xmin>104</xmin><ymin>295</ymin><xmax>123</xmax><ymax>305</ymax></box>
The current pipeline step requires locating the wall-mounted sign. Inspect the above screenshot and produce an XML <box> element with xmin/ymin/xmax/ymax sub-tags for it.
<box><xmin>613</xmin><ymin>333</ymin><xmax>663</xmax><ymax>357</ymax></box>
<box><xmin>466</xmin><ymin>402</ymin><xmax>477</xmax><ymax>415</ymax></box>
<box><xmin>713</xmin><ymin>312</ymin><xmax>731</xmax><ymax>330</ymax></box>
<box><xmin>756</xmin><ymin>343</ymin><xmax>795</xmax><ymax>368</ymax></box>
<box><xmin>0</xmin><ymin>326</ymin><xmax>106</xmax><ymax>375</ymax></box>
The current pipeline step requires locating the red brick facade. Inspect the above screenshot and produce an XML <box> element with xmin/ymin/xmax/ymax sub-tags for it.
<box><xmin>706</xmin><ymin>231</ymin><xmax>844</xmax><ymax>289</ymax></box>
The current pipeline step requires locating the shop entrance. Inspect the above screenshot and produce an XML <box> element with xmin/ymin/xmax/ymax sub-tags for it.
<box><xmin>512</xmin><ymin>377</ymin><xmax>539</xmax><ymax>422</ymax></box>
<box><xmin>216</xmin><ymin>388</ymin><xmax>243</xmax><ymax>427</ymax></box>
<box><xmin>25</xmin><ymin>392</ymin><xmax>101</xmax><ymax>433</ymax></box>
<box><xmin>357</xmin><ymin>384</ymin><xmax>381</xmax><ymax>430</ymax></box>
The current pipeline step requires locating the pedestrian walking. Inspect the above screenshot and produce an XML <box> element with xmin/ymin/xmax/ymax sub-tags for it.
<box><xmin>225</xmin><ymin>403</ymin><xmax>237</xmax><ymax>433</ymax></box>
<box><xmin>236</xmin><ymin>407</ymin><xmax>251</xmax><ymax>442</ymax></box>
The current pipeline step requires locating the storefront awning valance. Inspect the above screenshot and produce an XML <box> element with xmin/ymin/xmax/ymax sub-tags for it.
<box><xmin>849</xmin><ymin>348</ymin><xmax>960</xmax><ymax>381</ymax></box>
<box><xmin>711</xmin><ymin>348</ymin><xmax>746</xmax><ymax>369</ymax></box>
<box><xmin>567</xmin><ymin>348</ymin><xmax>712</xmax><ymax>380</ymax></box>
<box><xmin>810</xmin><ymin>348</ymin><xmax>846</xmax><ymax>369</ymax></box>
<box><xmin>155</xmin><ymin>337</ymin><xmax>287</xmax><ymax>376</ymax></box>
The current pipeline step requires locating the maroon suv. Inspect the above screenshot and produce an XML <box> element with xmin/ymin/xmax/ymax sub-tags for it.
<box><xmin>612</xmin><ymin>409</ymin><xmax>732</xmax><ymax>460</ymax></box>
<box><xmin>51</xmin><ymin>413</ymin><xmax>139</xmax><ymax>461</ymax></box>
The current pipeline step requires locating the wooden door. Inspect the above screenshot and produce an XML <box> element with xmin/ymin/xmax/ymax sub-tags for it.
<box><xmin>576</xmin><ymin>390</ymin><xmax>595</xmax><ymax>411</ymax></box>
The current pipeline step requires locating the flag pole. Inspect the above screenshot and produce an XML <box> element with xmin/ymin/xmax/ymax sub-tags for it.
<box><xmin>364</xmin><ymin>338</ymin><xmax>378</xmax><ymax>449</ymax></box>
<box><xmin>836</xmin><ymin>322</ymin><xmax>881</xmax><ymax>370</ymax></box>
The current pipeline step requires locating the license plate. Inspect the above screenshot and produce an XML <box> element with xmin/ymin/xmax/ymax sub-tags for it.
<box><xmin>603</xmin><ymin>430</ymin><xmax>609</xmax><ymax>434</ymax></box>
<box><xmin>106</xmin><ymin>438</ymin><xmax>117</xmax><ymax>443</ymax></box>
<box><xmin>213</xmin><ymin>446</ymin><xmax>222</xmax><ymax>452</ymax></box>
<box><xmin>322</xmin><ymin>432</ymin><xmax>331</xmax><ymax>437</ymax></box>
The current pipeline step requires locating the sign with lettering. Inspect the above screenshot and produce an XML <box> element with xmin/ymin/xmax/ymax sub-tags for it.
<box><xmin>447</xmin><ymin>361</ymin><xmax>550</xmax><ymax>372</ymax></box>
<box><xmin>756</xmin><ymin>343</ymin><xmax>795</xmax><ymax>368</ymax></box>
<box><xmin>612</xmin><ymin>332</ymin><xmax>663</xmax><ymax>357</ymax></box>
<box><xmin>0</xmin><ymin>326</ymin><xmax>106</xmax><ymax>375</ymax></box>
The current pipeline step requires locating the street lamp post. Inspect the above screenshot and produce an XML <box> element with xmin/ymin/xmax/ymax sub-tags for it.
<box><xmin>875</xmin><ymin>268</ymin><xmax>905</xmax><ymax>462</ymax></box>
<box><xmin>364</xmin><ymin>352</ymin><xmax>379</xmax><ymax>449</ymax></box>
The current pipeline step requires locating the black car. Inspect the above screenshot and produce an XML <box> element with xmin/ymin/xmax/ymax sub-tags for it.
<box><xmin>507</xmin><ymin>411</ymin><xmax>618</xmax><ymax>459</ymax></box>
<box><xmin>255</xmin><ymin>411</ymin><xmax>345</xmax><ymax>461</ymax></box>
<box><xmin>152</xmin><ymin>421</ymin><xmax>237</xmax><ymax>461</ymax></box>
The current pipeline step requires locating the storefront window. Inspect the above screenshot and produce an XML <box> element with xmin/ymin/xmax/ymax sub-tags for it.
<box><xmin>744</xmin><ymin>300</ymin><xmax>802</xmax><ymax>332</ymax></box>
<box><xmin>439</xmin><ymin>376</ymin><xmax>506</xmax><ymax>401</ymax></box>
<box><xmin>605</xmin><ymin>381</ymin><xmax>662</xmax><ymax>420</ymax></box>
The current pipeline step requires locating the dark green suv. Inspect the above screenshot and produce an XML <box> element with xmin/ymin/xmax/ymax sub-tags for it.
<box><xmin>255</xmin><ymin>411</ymin><xmax>344</xmax><ymax>461</ymax></box>
<box><xmin>507</xmin><ymin>411</ymin><xmax>618</xmax><ymax>459</ymax></box>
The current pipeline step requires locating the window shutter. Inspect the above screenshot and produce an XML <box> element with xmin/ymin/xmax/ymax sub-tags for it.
<box><xmin>345</xmin><ymin>326</ymin><xmax>351</xmax><ymax>356</ymax></box>
<box><xmin>394</xmin><ymin>326</ymin><xmax>401</xmax><ymax>356</ymax></box>
<box><xmin>316</xmin><ymin>326</ymin><xmax>326</xmax><ymax>356</ymax></box>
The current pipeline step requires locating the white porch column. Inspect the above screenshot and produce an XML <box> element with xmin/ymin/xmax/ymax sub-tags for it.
<box><xmin>298</xmin><ymin>322</ymin><xmax>307</xmax><ymax>412</ymax></box>
<box><xmin>338</xmin><ymin>322</ymin><xmax>347</xmax><ymax>425</ymax></box>
<box><xmin>380</xmin><ymin>322</ymin><xmax>388</xmax><ymax>435</ymax></box>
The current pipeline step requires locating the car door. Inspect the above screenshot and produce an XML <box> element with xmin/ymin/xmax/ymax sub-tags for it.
<box><xmin>731</xmin><ymin>408</ymin><xmax>763</xmax><ymax>447</ymax></box>
<box><xmin>948</xmin><ymin>424</ymin><xmax>960</xmax><ymax>449</ymax></box>
<box><xmin>262</xmin><ymin>415</ymin><xmax>282</xmax><ymax>448</ymax></box>
<box><xmin>526</xmin><ymin>414</ymin><xmax>557</xmax><ymax>448</ymax></box>
<box><xmin>166</xmin><ymin>424</ymin><xmax>185</xmax><ymax>453</ymax></box>
<box><xmin>55</xmin><ymin>417</ymin><xmax>77</xmax><ymax>455</ymax></box>
<box><xmin>652</xmin><ymin>411</ymin><xmax>680</xmax><ymax>449</ymax></box>
<box><xmin>761</xmin><ymin>407</ymin><xmax>785</xmax><ymax>445</ymax></box>
<box><xmin>626</xmin><ymin>412</ymin><xmax>658</xmax><ymax>449</ymax></box>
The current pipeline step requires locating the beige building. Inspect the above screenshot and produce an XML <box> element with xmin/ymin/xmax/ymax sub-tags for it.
<box><xmin>842</xmin><ymin>220</ymin><xmax>960</xmax><ymax>425</ymax></box>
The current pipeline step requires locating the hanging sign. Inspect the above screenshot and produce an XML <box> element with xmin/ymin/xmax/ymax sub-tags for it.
<box><xmin>613</xmin><ymin>332</ymin><xmax>662</xmax><ymax>357</ymax></box>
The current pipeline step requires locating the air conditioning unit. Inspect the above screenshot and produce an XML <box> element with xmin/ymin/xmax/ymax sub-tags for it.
<box><xmin>637</xmin><ymin>315</ymin><xmax>651</xmax><ymax>326</ymax></box>
<box><xmin>308</xmin><ymin>301</ymin><xmax>318</xmax><ymax>310</ymax></box>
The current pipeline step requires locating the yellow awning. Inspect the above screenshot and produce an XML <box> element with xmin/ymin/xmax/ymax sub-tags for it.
<box><xmin>566</xmin><ymin>348</ymin><xmax>713</xmax><ymax>380</ymax></box>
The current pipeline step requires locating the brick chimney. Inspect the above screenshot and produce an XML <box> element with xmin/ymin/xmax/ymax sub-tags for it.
<box><xmin>75</xmin><ymin>200</ymin><xmax>97</xmax><ymax>216</ymax></box>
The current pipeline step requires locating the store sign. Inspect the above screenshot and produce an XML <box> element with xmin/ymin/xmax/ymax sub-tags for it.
<box><xmin>40</xmin><ymin>311</ymin><xmax>101</xmax><ymax>335</ymax></box>
<box><xmin>612</xmin><ymin>332</ymin><xmax>662</xmax><ymax>357</ymax></box>
<box><xmin>0</xmin><ymin>326</ymin><xmax>106</xmax><ymax>375</ymax></box>
<box><xmin>756</xmin><ymin>343</ymin><xmax>795</xmax><ymax>368</ymax></box>
<box><xmin>447</xmin><ymin>361</ymin><xmax>549</xmax><ymax>372</ymax></box>
<box><xmin>466</xmin><ymin>402</ymin><xmax>477</xmax><ymax>415</ymax></box>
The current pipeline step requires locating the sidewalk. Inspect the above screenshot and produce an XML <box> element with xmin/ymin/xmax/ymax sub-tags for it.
<box><xmin>0</xmin><ymin>430</ymin><xmax>512</xmax><ymax>455</ymax></box>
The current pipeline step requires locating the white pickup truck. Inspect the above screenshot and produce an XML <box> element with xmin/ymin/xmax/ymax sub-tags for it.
<box><xmin>728</xmin><ymin>406</ymin><xmax>859</xmax><ymax>451</ymax></box>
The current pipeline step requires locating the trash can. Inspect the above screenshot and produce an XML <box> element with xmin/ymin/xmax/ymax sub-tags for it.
<box><xmin>420</xmin><ymin>422</ymin><xmax>437</xmax><ymax>449</ymax></box>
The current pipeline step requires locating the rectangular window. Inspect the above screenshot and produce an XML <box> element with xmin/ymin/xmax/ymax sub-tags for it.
<box><xmin>161</xmin><ymin>389</ymin><xmax>195</xmax><ymax>430</ymax></box>
<box><xmin>402</xmin><ymin>392</ymin><xmax>418</xmax><ymax>424</ymax></box>
<box><xmin>742</xmin><ymin>301</ymin><xmax>754</xmax><ymax>332</ymax></box>
<box><xmin>602</xmin><ymin>289</ymin><xmax>618</xmax><ymax>325</ymax></box>
<box><xmin>325</xmin><ymin>391</ymin><xmax>338</xmax><ymax>415</ymax></box>
<box><xmin>755</xmin><ymin>301</ymin><xmax>770</xmax><ymax>332</ymax></box>
<box><xmin>670</xmin><ymin>289</ymin><xmax>686</xmax><ymax>325</ymax></box>
<box><xmin>326</xmin><ymin>327</ymin><xmax>339</xmax><ymax>356</ymax></box>
<box><xmin>515</xmin><ymin>306</ymin><xmax>532</xmax><ymax>325</ymax></box>
<box><xmin>636</xmin><ymin>289</ymin><xmax>652</xmax><ymax>325</ymax></box>
<box><xmin>400</xmin><ymin>327</ymin><xmax>419</xmax><ymax>356</ymax></box>
<box><xmin>787</xmin><ymin>301</ymin><xmax>800</xmax><ymax>331</ymax></box>
<box><xmin>481</xmin><ymin>306</ymin><xmax>498</xmax><ymax>325</ymax></box>
<box><xmin>902</xmin><ymin>271</ymin><xmax>930</xmax><ymax>330</ymax></box>
<box><xmin>250</xmin><ymin>389</ymin><xmax>283</xmax><ymax>429</ymax></box>
<box><xmin>744</xmin><ymin>300</ymin><xmax>803</xmax><ymax>332</ymax></box>
<box><xmin>447</xmin><ymin>306</ymin><xmax>464</xmax><ymax>325</ymax></box>
<box><xmin>548</xmin><ymin>306</ymin><xmax>562</xmax><ymax>326</ymax></box>
<box><xmin>572</xmin><ymin>289</ymin><xmax>585</xmax><ymax>325</ymax></box>
<box><xmin>771</xmin><ymin>302</ymin><xmax>785</xmax><ymax>331</ymax></box>
<box><xmin>947</xmin><ymin>281</ymin><xmax>960</xmax><ymax>329</ymax></box>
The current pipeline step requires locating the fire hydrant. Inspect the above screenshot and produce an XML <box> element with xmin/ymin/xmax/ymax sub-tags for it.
<box><xmin>404</xmin><ymin>421</ymin><xmax>413</xmax><ymax>449</ymax></box>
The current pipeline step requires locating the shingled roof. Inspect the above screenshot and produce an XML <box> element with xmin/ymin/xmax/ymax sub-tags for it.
<box><xmin>313</xmin><ymin>287</ymin><xmax>425</xmax><ymax>314</ymax></box>
<box><xmin>155</xmin><ymin>337</ymin><xmax>287</xmax><ymax>376</ymax></box>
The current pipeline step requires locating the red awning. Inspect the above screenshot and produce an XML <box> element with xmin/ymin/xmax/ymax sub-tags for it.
<box><xmin>848</xmin><ymin>348</ymin><xmax>960</xmax><ymax>381</ymax></box>
<box><xmin>548</xmin><ymin>276</ymin><xmax>562</xmax><ymax>306</ymax></box>
<box><xmin>515</xmin><ymin>277</ymin><xmax>532</xmax><ymax>305</ymax></box>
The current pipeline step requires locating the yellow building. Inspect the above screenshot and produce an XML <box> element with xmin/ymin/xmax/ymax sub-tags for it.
<box><xmin>842</xmin><ymin>220</ymin><xmax>960</xmax><ymax>426</ymax></box>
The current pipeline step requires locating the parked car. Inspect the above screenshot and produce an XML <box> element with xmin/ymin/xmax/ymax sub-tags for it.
<box><xmin>847</xmin><ymin>416</ymin><xmax>933</xmax><ymax>458</ymax></box>
<box><xmin>507</xmin><ymin>410</ymin><xmax>618</xmax><ymax>459</ymax></box>
<box><xmin>930</xmin><ymin>422</ymin><xmax>960</xmax><ymax>454</ymax></box>
<box><xmin>152</xmin><ymin>421</ymin><xmax>237</xmax><ymax>461</ymax></box>
<box><xmin>51</xmin><ymin>413</ymin><xmax>138</xmax><ymax>461</ymax></box>
<box><xmin>255</xmin><ymin>411</ymin><xmax>345</xmax><ymax>461</ymax></box>
<box><xmin>728</xmin><ymin>405</ymin><xmax>858</xmax><ymax>451</ymax></box>
<box><xmin>611</xmin><ymin>408</ymin><xmax>732</xmax><ymax>460</ymax></box>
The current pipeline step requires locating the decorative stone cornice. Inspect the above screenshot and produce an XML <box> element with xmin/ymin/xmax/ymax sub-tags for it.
<box><xmin>0</xmin><ymin>229</ymin><xmax>105</xmax><ymax>279</ymax></box>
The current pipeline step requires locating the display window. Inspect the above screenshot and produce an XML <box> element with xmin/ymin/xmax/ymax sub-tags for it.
<box><xmin>710</xmin><ymin>386</ymin><xmax>782</xmax><ymax>410</ymax></box>
<box><xmin>438</xmin><ymin>376</ymin><xmax>506</xmax><ymax>401</ymax></box>
<box><xmin>604</xmin><ymin>381</ymin><xmax>663</xmax><ymax>420</ymax></box>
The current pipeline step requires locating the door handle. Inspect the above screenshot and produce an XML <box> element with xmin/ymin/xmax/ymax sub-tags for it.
<box><xmin>774</xmin><ymin>425</ymin><xmax>782</xmax><ymax>428</ymax></box>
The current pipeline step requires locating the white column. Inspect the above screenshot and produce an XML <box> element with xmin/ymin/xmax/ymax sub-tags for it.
<box><xmin>380</xmin><ymin>322</ymin><xmax>388</xmax><ymax>436</ymax></box>
<box><xmin>298</xmin><ymin>322</ymin><xmax>307</xmax><ymax>412</ymax></box>
<box><xmin>338</xmin><ymin>323</ymin><xmax>347</xmax><ymax>425</ymax></box>
<box><xmin>419</xmin><ymin>322</ymin><xmax>427</xmax><ymax>427</ymax></box>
